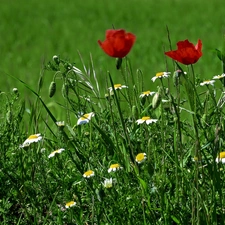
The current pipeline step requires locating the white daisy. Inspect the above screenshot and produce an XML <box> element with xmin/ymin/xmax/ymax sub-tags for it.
<box><xmin>151</xmin><ymin>72</ymin><xmax>171</xmax><ymax>82</ymax></box>
<box><xmin>77</xmin><ymin>112</ymin><xmax>95</xmax><ymax>125</ymax></box>
<box><xmin>108</xmin><ymin>84</ymin><xmax>128</xmax><ymax>92</ymax></box>
<box><xmin>103</xmin><ymin>178</ymin><xmax>113</xmax><ymax>188</ymax></box>
<box><xmin>21</xmin><ymin>133</ymin><xmax>42</xmax><ymax>148</ymax></box>
<box><xmin>108</xmin><ymin>164</ymin><xmax>123</xmax><ymax>173</ymax></box>
<box><xmin>56</xmin><ymin>121</ymin><xmax>65</xmax><ymax>127</ymax></box>
<box><xmin>136</xmin><ymin>116</ymin><xmax>158</xmax><ymax>125</ymax></box>
<box><xmin>213</xmin><ymin>74</ymin><xmax>225</xmax><ymax>80</ymax></box>
<box><xmin>65</xmin><ymin>201</ymin><xmax>76</xmax><ymax>208</ymax></box>
<box><xmin>48</xmin><ymin>148</ymin><xmax>65</xmax><ymax>158</ymax></box>
<box><xmin>139</xmin><ymin>90</ymin><xmax>155</xmax><ymax>98</ymax></box>
<box><xmin>216</xmin><ymin>152</ymin><xmax>225</xmax><ymax>163</ymax></box>
<box><xmin>135</xmin><ymin>153</ymin><xmax>147</xmax><ymax>164</ymax></box>
<box><xmin>200</xmin><ymin>80</ymin><xmax>215</xmax><ymax>86</ymax></box>
<box><xmin>83</xmin><ymin>170</ymin><xmax>95</xmax><ymax>178</ymax></box>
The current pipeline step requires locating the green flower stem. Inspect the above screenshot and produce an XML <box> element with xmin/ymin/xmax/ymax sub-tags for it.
<box><xmin>108</xmin><ymin>72</ymin><xmax>134</xmax><ymax>162</ymax></box>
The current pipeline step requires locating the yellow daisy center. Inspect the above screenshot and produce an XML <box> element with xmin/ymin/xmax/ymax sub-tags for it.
<box><xmin>110</xmin><ymin>163</ymin><xmax>120</xmax><ymax>169</ymax></box>
<box><xmin>193</xmin><ymin>156</ymin><xmax>198</xmax><ymax>161</ymax></box>
<box><xmin>114</xmin><ymin>84</ymin><xmax>122</xmax><ymax>88</ymax></box>
<box><xmin>156</xmin><ymin>72</ymin><xmax>164</xmax><ymax>77</ymax></box>
<box><xmin>141</xmin><ymin>116</ymin><xmax>150</xmax><ymax>121</ymax></box>
<box><xmin>143</xmin><ymin>91</ymin><xmax>151</xmax><ymax>95</ymax></box>
<box><xmin>136</xmin><ymin>153</ymin><xmax>145</xmax><ymax>162</ymax></box>
<box><xmin>28</xmin><ymin>134</ymin><xmax>40</xmax><ymax>140</ymax></box>
<box><xmin>66</xmin><ymin>201</ymin><xmax>75</xmax><ymax>208</ymax></box>
<box><xmin>84</xmin><ymin>170</ymin><xmax>94</xmax><ymax>176</ymax></box>
<box><xmin>80</xmin><ymin>114</ymin><xmax>90</xmax><ymax>120</ymax></box>
<box><xmin>218</xmin><ymin>152</ymin><xmax>225</xmax><ymax>159</ymax></box>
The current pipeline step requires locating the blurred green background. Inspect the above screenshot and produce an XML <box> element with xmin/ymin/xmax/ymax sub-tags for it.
<box><xmin>0</xmin><ymin>0</ymin><xmax>225</xmax><ymax>96</ymax></box>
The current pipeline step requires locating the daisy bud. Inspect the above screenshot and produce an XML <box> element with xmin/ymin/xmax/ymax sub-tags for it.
<box><xmin>53</xmin><ymin>55</ymin><xmax>60</xmax><ymax>65</ymax></box>
<box><xmin>12</xmin><ymin>88</ymin><xmax>18</xmax><ymax>94</ymax></box>
<box><xmin>49</xmin><ymin>81</ymin><xmax>56</xmax><ymax>98</ymax></box>
<box><xmin>12</xmin><ymin>88</ymin><xmax>19</xmax><ymax>98</ymax></box>
<box><xmin>173</xmin><ymin>70</ymin><xmax>182</xmax><ymax>86</ymax></box>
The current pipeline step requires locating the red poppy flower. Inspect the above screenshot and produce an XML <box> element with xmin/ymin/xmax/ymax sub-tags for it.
<box><xmin>165</xmin><ymin>39</ymin><xmax>202</xmax><ymax>65</ymax></box>
<box><xmin>98</xmin><ymin>29</ymin><xmax>136</xmax><ymax>58</ymax></box>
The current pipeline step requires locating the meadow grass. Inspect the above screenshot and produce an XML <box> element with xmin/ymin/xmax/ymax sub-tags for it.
<box><xmin>1</xmin><ymin>0</ymin><xmax>225</xmax><ymax>224</ymax></box>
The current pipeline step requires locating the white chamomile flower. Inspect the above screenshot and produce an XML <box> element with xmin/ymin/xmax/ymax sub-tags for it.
<box><xmin>136</xmin><ymin>116</ymin><xmax>158</xmax><ymax>125</ymax></box>
<box><xmin>48</xmin><ymin>148</ymin><xmax>65</xmax><ymax>158</ymax></box>
<box><xmin>108</xmin><ymin>84</ymin><xmax>128</xmax><ymax>92</ymax></box>
<box><xmin>200</xmin><ymin>80</ymin><xmax>215</xmax><ymax>86</ymax></box>
<box><xmin>135</xmin><ymin>153</ymin><xmax>147</xmax><ymax>164</ymax></box>
<box><xmin>216</xmin><ymin>152</ymin><xmax>225</xmax><ymax>163</ymax></box>
<box><xmin>20</xmin><ymin>133</ymin><xmax>42</xmax><ymax>148</ymax></box>
<box><xmin>83</xmin><ymin>170</ymin><xmax>95</xmax><ymax>178</ymax></box>
<box><xmin>77</xmin><ymin>112</ymin><xmax>95</xmax><ymax>125</ymax></box>
<box><xmin>139</xmin><ymin>90</ymin><xmax>155</xmax><ymax>98</ymax></box>
<box><xmin>151</xmin><ymin>72</ymin><xmax>171</xmax><ymax>82</ymax></box>
<box><xmin>108</xmin><ymin>164</ymin><xmax>123</xmax><ymax>173</ymax></box>
<box><xmin>103</xmin><ymin>178</ymin><xmax>113</xmax><ymax>188</ymax></box>
<box><xmin>65</xmin><ymin>201</ymin><xmax>76</xmax><ymax>208</ymax></box>
<box><xmin>213</xmin><ymin>74</ymin><xmax>225</xmax><ymax>80</ymax></box>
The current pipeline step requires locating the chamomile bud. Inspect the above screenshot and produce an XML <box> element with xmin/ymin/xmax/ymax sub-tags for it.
<box><xmin>53</xmin><ymin>55</ymin><xmax>60</xmax><ymax>65</ymax></box>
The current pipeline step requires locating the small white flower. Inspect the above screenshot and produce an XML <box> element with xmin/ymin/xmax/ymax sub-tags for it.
<box><xmin>103</xmin><ymin>178</ymin><xmax>113</xmax><ymax>188</ymax></box>
<box><xmin>213</xmin><ymin>74</ymin><xmax>225</xmax><ymax>80</ymax></box>
<box><xmin>77</xmin><ymin>112</ymin><xmax>95</xmax><ymax>125</ymax></box>
<box><xmin>136</xmin><ymin>117</ymin><xmax>158</xmax><ymax>125</ymax></box>
<box><xmin>200</xmin><ymin>80</ymin><xmax>215</xmax><ymax>86</ymax></box>
<box><xmin>216</xmin><ymin>152</ymin><xmax>225</xmax><ymax>163</ymax></box>
<box><xmin>108</xmin><ymin>164</ymin><xmax>123</xmax><ymax>173</ymax></box>
<box><xmin>56</xmin><ymin>121</ymin><xmax>65</xmax><ymax>127</ymax></box>
<box><xmin>65</xmin><ymin>201</ymin><xmax>76</xmax><ymax>208</ymax></box>
<box><xmin>20</xmin><ymin>133</ymin><xmax>42</xmax><ymax>148</ymax></box>
<box><xmin>83</xmin><ymin>170</ymin><xmax>95</xmax><ymax>178</ymax></box>
<box><xmin>48</xmin><ymin>148</ymin><xmax>65</xmax><ymax>158</ymax></box>
<box><xmin>151</xmin><ymin>72</ymin><xmax>171</xmax><ymax>82</ymax></box>
<box><xmin>40</xmin><ymin>148</ymin><xmax>46</xmax><ymax>153</ymax></box>
<box><xmin>139</xmin><ymin>90</ymin><xmax>155</xmax><ymax>98</ymax></box>
<box><xmin>108</xmin><ymin>84</ymin><xmax>128</xmax><ymax>92</ymax></box>
<box><xmin>135</xmin><ymin>153</ymin><xmax>147</xmax><ymax>164</ymax></box>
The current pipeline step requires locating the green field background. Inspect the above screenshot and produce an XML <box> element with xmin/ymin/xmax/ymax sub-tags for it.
<box><xmin>0</xmin><ymin>0</ymin><xmax>224</xmax><ymax>96</ymax></box>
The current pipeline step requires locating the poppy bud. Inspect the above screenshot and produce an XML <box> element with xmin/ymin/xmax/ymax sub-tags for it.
<box><xmin>49</xmin><ymin>81</ymin><xmax>56</xmax><ymax>98</ymax></box>
<box><xmin>152</xmin><ymin>88</ymin><xmax>162</xmax><ymax>109</ymax></box>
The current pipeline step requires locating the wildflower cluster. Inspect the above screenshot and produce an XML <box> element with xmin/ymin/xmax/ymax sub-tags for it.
<box><xmin>12</xmin><ymin>26</ymin><xmax>225</xmax><ymax>224</ymax></box>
